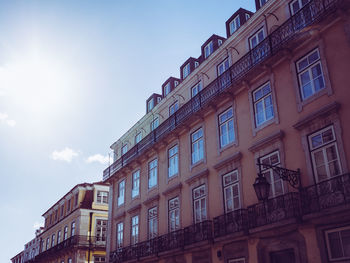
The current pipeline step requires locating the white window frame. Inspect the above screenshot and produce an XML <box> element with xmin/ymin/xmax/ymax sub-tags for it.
<box><xmin>132</xmin><ymin>170</ymin><xmax>140</xmax><ymax>198</ymax></box>
<box><xmin>259</xmin><ymin>151</ymin><xmax>285</xmax><ymax>197</ymax></box>
<box><xmin>174</xmin><ymin>80</ymin><xmax>179</xmax><ymax>87</ymax></box>
<box><xmin>131</xmin><ymin>215</ymin><xmax>139</xmax><ymax>245</ymax></box>
<box><xmin>253</xmin><ymin>82</ymin><xmax>274</xmax><ymax>127</ymax></box>
<box><xmin>168</xmin><ymin>197</ymin><xmax>180</xmax><ymax>232</ymax></box>
<box><xmin>168</xmin><ymin>144</ymin><xmax>179</xmax><ymax>178</ymax></box>
<box><xmin>183</xmin><ymin>63</ymin><xmax>190</xmax><ymax>79</ymax></box>
<box><xmin>229</xmin><ymin>15</ymin><xmax>241</xmax><ymax>35</ymax></box>
<box><xmin>148</xmin><ymin>207</ymin><xmax>158</xmax><ymax>239</ymax></box>
<box><xmin>148</xmin><ymin>159</ymin><xmax>158</xmax><ymax>189</ymax></box>
<box><xmin>217</xmin><ymin>57</ymin><xmax>230</xmax><ymax>76</ymax></box>
<box><xmin>194</xmin><ymin>61</ymin><xmax>199</xmax><ymax>68</ymax></box>
<box><xmin>290</xmin><ymin>0</ymin><xmax>309</xmax><ymax>15</ymax></box>
<box><xmin>325</xmin><ymin>226</ymin><xmax>350</xmax><ymax>261</ymax></box>
<box><xmin>64</xmin><ymin>226</ymin><xmax>68</xmax><ymax>240</ymax></box>
<box><xmin>121</xmin><ymin>144</ymin><xmax>128</xmax><ymax>156</ymax></box>
<box><xmin>193</xmin><ymin>185</ymin><xmax>207</xmax><ymax>223</ymax></box>
<box><xmin>46</xmin><ymin>237</ymin><xmax>50</xmax><ymax>250</ymax></box>
<box><xmin>117</xmin><ymin>180</ymin><xmax>125</xmax><ymax>206</ymax></box>
<box><xmin>245</xmin><ymin>13</ymin><xmax>251</xmax><ymax>20</ymax></box>
<box><xmin>148</xmin><ymin>99</ymin><xmax>154</xmax><ymax>111</ymax></box>
<box><xmin>308</xmin><ymin>126</ymin><xmax>342</xmax><ymax>182</ymax></box>
<box><xmin>96</xmin><ymin>219</ymin><xmax>107</xmax><ymax>242</ymax></box>
<box><xmin>57</xmin><ymin>230</ymin><xmax>61</xmax><ymax>244</ymax></box>
<box><xmin>51</xmin><ymin>234</ymin><xmax>55</xmax><ymax>247</ymax></box>
<box><xmin>219</xmin><ymin>107</ymin><xmax>235</xmax><ymax>148</ymax></box>
<box><xmin>204</xmin><ymin>41</ymin><xmax>214</xmax><ymax>58</ymax></box>
<box><xmin>135</xmin><ymin>132</ymin><xmax>142</xmax><ymax>144</ymax></box>
<box><xmin>71</xmin><ymin>221</ymin><xmax>75</xmax><ymax>236</ymax></box>
<box><xmin>249</xmin><ymin>27</ymin><xmax>265</xmax><ymax>49</ymax></box>
<box><xmin>223</xmin><ymin>170</ymin><xmax>240</xmax><ymax>212</ymax></box>
<box><xmin>97</xmin><ymin>191</ymin><xmax>108</xmax><ymax>204</ymax></box>
<box><xmin>169</xmin><ymin>100</ymin><xmax>179</xmax><ymax>116</ymax></box>
<box><xmin>151</xmin><ymin>117</ymin><xmax>159</xmax><ymax>131</ymax></box>
<box><xmin>164</xmin><ymin>82</ymin><xmax>171</xmax><ymax>96</ymax></box>
<box><xmin>191</xmin><ymin>82</ymin><xmax>202</xmax><ymax>98</ymax></box>
<box><xmin>117</xmin><ymin>222</ymin><xmax>123</xmax><ymax>248</ymax></box>
<box><xmin>191</xmin><ymin>128</ymin><xmax>204</xmax><ymax>165</ymax></box>
<box><xmin>296</xmin><ymin>48</ymin><xmax>325</xmax><ymax>101</ymax></box>
<box><xmin>259</xmin><ymin>0</ymin><xmax>268</xmax><ymax>7</ymax></box>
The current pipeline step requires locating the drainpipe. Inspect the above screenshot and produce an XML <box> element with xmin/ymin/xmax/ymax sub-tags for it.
<box><xmin>88</xmin><ymin>212</ymin><xmax>93</xmax><ymax>263</ymax></box>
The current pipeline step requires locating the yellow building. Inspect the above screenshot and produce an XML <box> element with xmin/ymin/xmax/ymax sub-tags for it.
<box><xmin>33</xmin><ymin>182</ymin><xmax>109</xmax><ymax>263</ymax></box>
<box><xmin>103</xmin><ymin>0</ymin><xmax>350</xmax><ymax>262</ymax></box>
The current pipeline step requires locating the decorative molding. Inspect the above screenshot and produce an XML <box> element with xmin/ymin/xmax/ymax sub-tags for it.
<box><xmin>143</xmin><ymin>194</ymin><xmax>160</xmax><ymax>206</ymax></box>
<box><xmin>114</xmin><ymin>211</ymin><xmax>125</xmax><ymax>220</ymax></box>
<box><xmin>162</xmin><ymin>183</ymin><xmax>182</xmax><ymax>196</ymax></box>
<box><xmin>214</xmin><ymin>151</ymin><xmax>242</xmax><ymax>171</ymax></box>
<box><xmin>249</xmin><ymin>130</ymin><xmax>285</xmax><ymax>152</ymax></box>
<box><xmin>185</xmin><ymin>169</ymin><xmax>209</xmax><ymax>185</ymax></box>
<box><xmin>127</xmin><ymin>203</ymin><xmax>141</xmax><ymax>214</ymax></box>
<box><xmin>293</xmin><ymin>102</ymin><xmax>340</xmax><ymax>130</ymax></box>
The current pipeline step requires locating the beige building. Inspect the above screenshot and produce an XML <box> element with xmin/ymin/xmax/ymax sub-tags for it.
<box><xmin>19</xmin><ymin>182</ymin><xmax>109</xmax><ymax>263</ymax></box>
<box><xmin>103</xmin><ymin>0</ymin><xmax>350</xmax><ymax>262</ymax></box>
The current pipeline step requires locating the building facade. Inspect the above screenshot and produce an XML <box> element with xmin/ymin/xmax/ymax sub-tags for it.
<box><xmin>11</xmin><ymin>251</ymin><xmax>24</xmax><ymax>263</ymax></box>
<box><xmin>103</xmin><ymin>0</ymin><xmax>350</xmax><ymax>262</ymax></box>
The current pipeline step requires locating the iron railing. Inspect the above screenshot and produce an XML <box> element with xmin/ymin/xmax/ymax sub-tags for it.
<box><xmin>103</xmin><ymin>0</ymin><xmax>341</xmax><ymax>182</ymax></box>
<box><xmin>213</xmin><ymin>209</ymin><xmax>248</xmax><ymax>238</ymax></box>
<box><xmin>35</xmin><ymin>235</ymin><xmax>105</xmax><ymax>260</ymax></box>
<box><xmin>110</xmin><ymin>220</ymin><xmax>212</xmax><ymax>263</ymax></box>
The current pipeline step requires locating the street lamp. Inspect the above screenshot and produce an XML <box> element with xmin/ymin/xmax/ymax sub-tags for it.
<box><xmin>253</xmin><ymin>162</ymin><xmax>301</xmax><ymax>201</ymax></box>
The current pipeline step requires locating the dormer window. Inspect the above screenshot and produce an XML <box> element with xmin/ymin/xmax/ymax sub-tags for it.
<box><xmin>164</xmin><ymin>83</ymin><xmax>171</xmax><ymax>96</ymax></box>
<box><xmin>195</xmin><ymin>61</ymin><xmax>199</xmax><ymax>68</ymax></box>
<box><xmin>157</xmin><ymin>97</ymin><xmax>161</xmax><ymax>103</ymax></box>
<box><xmin>135</xmin><ymin>132</ymin><xmax>142</xmax><ymax>144</ymax></box>
<box><xmin>204</xmin><ymin>41</ymin><xmax>214</xmax><ymax>58</ymax></box>
<box><xmin>148</xmin><ymin>99</ymin><xmax>154</xmax><ymax>111</ymax></box>
<box><xmin>260</xmin><ymin>0</ymin><xmax>268</xmax><ymax>7</ymax></box>
<box><xmin>174</xmin><ymin>80</ymin><xmax>179</xmax><ymax>87</ymax></box>
<box><xmin>218</xmin><ymin>39</ymin><xmax>223</xmax><ymax>47</ymax></box>
<box><xmin>183</xmin><ymin>63</ymin><xmax>191</xmax><ymax>79</ymax></box>
<box><xmin>121</xmin><ymin>144</ymin><xmax>128</xmax><ymax>155</ymax></box>
<box><xmin>229</xmin><ymin>15</ymin><xmax>241</xmax><ymax>35</ymax></box>
<box><xmin>169</xmin><ymin>101</ymin><xmax>179</xmax><ymax>116</ymax></box>
<box><xmin>245</xmin><ymin>13</ymin><xmax>251</xmax><ymax>20</ymax></box>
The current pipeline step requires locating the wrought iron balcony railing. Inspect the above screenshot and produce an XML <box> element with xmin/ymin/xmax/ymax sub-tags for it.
<box><xmin>103</xmin><ymin>0</ymin><xmax>341</xmax><ymax>182</ymax></box>
<box><xmin>110</xmin><ymin>220</ymin><xmax>212</xmax><ymax>263</ymax></box>
<box><xmin>35</xmin><ymin>235</ymin><xmax>105</xmax><ymax>259</ymax></box>
<box><xmin>213</xmin><ymin>209</ymin><xmax>248</xmax><ymax>238</ymax></box>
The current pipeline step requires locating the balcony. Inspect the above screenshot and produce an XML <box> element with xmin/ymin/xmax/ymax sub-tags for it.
<box><xmin>103</xmin><ymin>0</ymin><xmax>341</xmax><ymax>182</ymax></box>
<box><xmin>110</xmin><ymin>220</ymin><xmax>212</xmax><ymax>263</ymax></box>
<box><xmin>35</xmin><ymin>236</ymin><xmax>105</xmax><ymax>260</ymax></box>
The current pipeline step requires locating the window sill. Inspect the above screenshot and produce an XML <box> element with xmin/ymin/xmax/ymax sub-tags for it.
<box><xmin>297</xmin><ymin>88</ymin><xmax>329</xmax><ymax>112</ymax></box>
<box><xmin>190</xmin><ymin>159</ymin><xmax>205</xmax><ymax>171</ymax></box>
<box><xmin>253</xmin><ymin>117</ymin><xmax>277</xmax><ymax>136</ymax></box>
<box><xmin>218</xmin><ymin>140</ymin><xmax>238</xmax><ymax>155</ymax></box>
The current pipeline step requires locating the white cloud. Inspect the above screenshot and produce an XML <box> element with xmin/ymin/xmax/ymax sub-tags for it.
<box><xmin>33</xmin><ymin>221</ymin><xmax>44</xmax><ymax>230</ymax></box>
<box><xmin>86</xmin><ymin>154</ymin><xmax>109</xmax><ymax>165</ymax></box>
<box><xmin>51</xmin><ymin>147</ymin><xmax>79</xmax><ymax>162</ymax></box>
<box><xmin>0</xmin><ymin>112</ymin><xmax>16</xmax><ymax>127</ymax></box>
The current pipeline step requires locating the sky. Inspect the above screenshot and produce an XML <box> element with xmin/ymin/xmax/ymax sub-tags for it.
<box><xmin>0</xmin><ymin>0</ymin><xmax>256</xmax><ymax>262</ymax></box>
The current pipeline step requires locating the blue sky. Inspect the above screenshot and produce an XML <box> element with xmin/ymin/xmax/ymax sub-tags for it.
<box><xmin>0</xmin><ymin>0</ymin><xmax>256</xmax><ymax>261</ymax></box>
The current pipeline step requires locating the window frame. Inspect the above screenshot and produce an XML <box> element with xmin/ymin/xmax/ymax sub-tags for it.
<box><xmin>252</xmin><ymin>82</ymin><xmax>275</xmax><ymax>127</ymax></box>
<box><xmin>249</xmin><ymin>27</ymin><xmax>265</xmax><ymax>49</ymax></box>
<box><xmin>132</xmin><ymin>170</ymin><xmax>140</xmax><ymax>198</ymax></box>
<box><xmin>97</xmin><ymin>190</ymin><xmax>109</xmax><ymax>204</ymax></box>
<box><xmin>289</xmin><ymin>0</ymin><xmax>310</xmax><ymax>15</ymax></box>
<box><xmin>135</xmin><ymin>132</ymin><xmax>142</xmax><ymax>144</ymax></box>
<box><xmin>217</xmin><ymin>57</ymin><xmax>230</xmax><ymax>76</ymax></box>
<box><xmin>148</xmin><ymin>158</ymin><xmax>158</xmax><ymax>189</ymax></box>
<box><xmin>222</xmin><ymin>170</ymin><xmax>241</xmax><ymax>212</ymax></box>
<box><xmin>117</xmin><ymin>222</ymin><xmax>124</xmax><ymax>249</ymax></box>
<box><xmin>71</xmin><ymin>221</ymin><xmax>76</xmax><ymax>236</ymax></box>
<box><xmin>218</xmin><ymin>107</ymin><xmax>235</xmax><ymax>148</ymax></box>
<box><xmin>169</xmin><ymin>100</ymin><xmax>179</xmax><ymax>116</ymax></box>
<box><xmin>191</xmin><ymin>82</ymin><xmax>202</xmax><ymax>98</ymax></box>
<box><xmin>325</xmin><ymin>225</ymin><xmax>350</xmax><ymax>261</ymax></box>
<box><xmin>168</xmin><ymin>144</ymin><xmax>179</xmax><ymax>178</ymax></box>
<box><xmin>131</xmin><ymin>215</ymin><xmax>139</xmax><ymax>245</ymax></box>
<box><xmin>151</xmin><ymin>117</ymin><xmax>159</xmax><ymax>131</ymax></box>
<box><xmin>191</xmin><ymin>128</ymin><xmax>204</xmax><ymax>165</ymax></box>
<box><xmin>168</xmin><ymin>197</ymin><xmax>180</xmax><ymax>232</ymax></box>
<box><xmin>121</xmin><ymin>144</ymin><xmax>128</xmax><ymax>156</ymax></box>
<box><xmin>117</xmin><ymin>180</ymin><xmax>125</xmax><ymax>206</ymax></box>
<box><xmin>148</xmin><ymin>206</ymin><xmax>158</xmax><ymax>239</ymax></box>
<box><xmin>96</xmin><ymin>219</ymin><xmax>107</xmax><ymax>242</ymax></box>
<box><xmin>147</xmin><ymin>98</ymin><xmax>154</xmax><ymax>111</ymax></box>
<box><xmin>193</xmin><ymin>184</ymin><xmax>207</xmax><ymax>223</ymax></box>
<box><xmin>204</xmin><ymin>41</ymin><xmax>214</xmax><ymax>58</ymax></box>
<box><xmin>164</xmin><ymin>82</ymin><xmax>171</xmax><ymax>96</ymax></box>
<box><xmin>183</xmin><ymin>63</ymin><xmax>191</xmax><ymax>79</ymax></box>
<box><xmin>229</xmin><ymin>15</ymin><xmax>241</xmax><ymax>35</ymax></box>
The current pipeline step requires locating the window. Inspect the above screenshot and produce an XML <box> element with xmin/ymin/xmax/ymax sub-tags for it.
<box><xmin>97</xmin><ymin>191</ymin><xmax>109</xmax><ymax>204</ymax></box>
<box><xmin>61</xmin><ymin>205</ymin><xmax>64</xmax><ymax>217</ymax></box>
<box><xmin>191</xmin><ymin>128</ymin><xmax>204</xmax><ymax>164</ymax></box>
<box><xmin>67</xmin><ymin>199</ymin><xmax>71</xmax><ymax>213</ymax></box>
<box><xmin>218</xmin><ymin>39</ymin><xmax>223</xmax><ymax>46</ymax></box>
<box><xmin>169</xmin><ymin>197</ymin><xmax>180</xmax><ymax>232</ymax></box>
<box><xmin>164</xmin><ymin>82</ymin><xmax>171</xmax><ymax>96</ymax></box>
<box><xmin>64</xmin><ymin>226</ymin><xmax>68</xmax><ymax>240</ymax></box>
<box><xmin>96</xmin><ymin>219</ymin><xmax>107</xmax><ymax>242</ymax></box>
<box><xmin>68</xmin><ymin>259</ymin><xmax>72</xmax><ymax>263</ymax></box>
<box><xmin>46</xmin><ymin>237</ymin><xmax>50</xmax><ymax>250</ymax></box>
<box><xmin>296</xmin><ymin>49</ymin><xmax>325</xmax><ymax>100</ymax></box>
<box><xmin>54</xmin><ymin>209</ymin><xmax>58</xmax><ymax>221</ymax></box>
<box><xmin>223</xmin><ymin>170</ymin><xmax>240</xmax><ymax>212</ymax></box>
<box><xmin>51</xmin><ymin>234</ymin><xmax>55</xmax><ymax>247</ymax></box>
<box><xmin>219</xmin><ymin>107</ymin><xmax>235</xmax><ymax>148</ymax></box>
<box><xmin>148</xmin><ymin>99</ymin><xmax>154</xmax><ymax>111</ymax></box>
<box><xmin>191</xmin><ymin>82</ymin><xmax>202</xmax><ymax>98</ymax></box>
<box><xmin>94</xmin><ymin>256</ymin><xmax>106</xmax><ymax>262</ymax></box>
<box><xmin>157</xmin><ymin>96</ymin><xmax>161</xmax><ymax>103</ymax></box>
<box><xmin>183</xmin><ymin>63</ymin><xmax>190</xmax><ymax>79</ymax></box>
<box><xmin>204</xmin><ymin>41</ymin><xmax>214</xmax><ymax>58</ymax></box>
<box><xmin>174</xmin><ymin>80</ymin><xmax>179</xmax><ymax>87</ymax></box>
<box><xmin>169</xmin><ymin>101</ymin><xmax>179</xmax><ymax>116</ymax></box>
<box><xmin>148</xmin><ymin>159</ymin><xmax>158</xmax><ymax>189</ymax></box>
<box><xmin>151</xmin><ymin>117</ymin><xmax>159</xmax><ymax>131</ymax></box>
<box><xmin>193</xmin><ymin>185</ymin><xmax>207</xmax><ymax>223</ymax></box>
<box><xmin>57</xmin><ymin>230</ymin><xmax>61</xmax><ymax>243</ymax></box>
<box><xmin>74</xmin><ymin>193</ymin><xmax>79</xmax><ymax>207</ymax></box>
<box><xmin>71</xmin><ymin>221</ymin><xmax>75</xmax><ymax>236</ymax></box>
<box><xmin>131</xmin><ymin>215</ymin><xmax>139</xmax><ymax>245</ymax></box>
<box><xmin>117</xmin><ymin>222</ymin><xmax>123</xmax><ymax>248</ymax></box>
<box><xmin>132</xmin><ymin>170</ymin><xmax>140</xmax><ymax>198</ymax></box>
<box><xmin>245</xmin><ymin>13</ymin><xmax>251</xmax><ymax>20</ymax></box>
<box><xmin>249</xmin><ymin>28</ymin><xmax>265</xmax><ymax>49</ymax></box>
<box><xmin>148</xmin><ymin>207</ymin><xmax>158</xmax><ymax>239</ymax></box>
<box><xmin>229</xmin><ymin>15</ymin><xmax>241</xmax><ymax>35</ymax></box>
<box><xmin>290</xmin><ymin>0</ymin><xmax>309</xmax><ymax>15</ymax></box>
<box><xmin>168</xmin><ymin>145</ymin><xmax>179</xmax><ymax>178</ymax></box>
<box><xmin>218</xmin><ymin>58</ymin><xmax>229</xmax><ymax>76</ymax></box>
<box><xmin>135</xmin><ymin>132</ymin><xmax>142</xmax><ymax>144</ymax></box>
<box><xmin>194</xmin><ymin>61</ymin><xmax>199</xmax><ymax>68</ymax></box>
<box><xmin>253</xmin><ymin>82</ymin><xmax>274</xmax><ymax>127</ymax></box>
<box><xmin>260</xmin><ymin>151</ymin><xmax>284</xmax><ymax>197</ymax></box>
<box><xmin>309</xmin><ymin>126</ymin><xmax>341</xmax><ymax>182</ymax></box>
<box><xmin>117</xmin><ymin>180</ymin><xmax>125</xmax><ymax>206</ymax></box>
<box><xmin>325</xmin><ymin>226</ymin><xmax>350</xmax><ymax>261</ymax></box>
<box><xmin>259</xmin><ymin>0</ymin><xmax>269</xmax><ymax>7</ymax></box>
<box><xmin>121</xmin><ymin>144</ymin><xmax>128</xmax><ymax>155</ymax></box>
